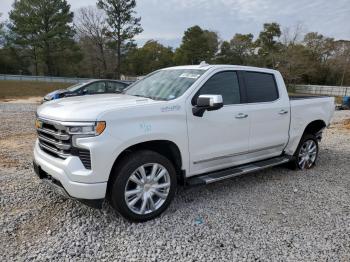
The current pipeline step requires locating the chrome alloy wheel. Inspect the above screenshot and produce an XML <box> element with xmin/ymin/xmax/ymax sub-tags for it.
<box><xmin>298</xmin><ymin>139</ymin><xmax>317</xmax><ymax>169</ymax></box>
<box><xmin>124</xmin><ymin>163</ymin><xmax>171</xmax><ymax>215</ymax></box>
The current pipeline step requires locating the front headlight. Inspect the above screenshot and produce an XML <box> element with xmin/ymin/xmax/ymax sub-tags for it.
<box><xmin>67</xmin><ymin>121</ymin><xmax>106</xmax><ymax>136</ymax></box>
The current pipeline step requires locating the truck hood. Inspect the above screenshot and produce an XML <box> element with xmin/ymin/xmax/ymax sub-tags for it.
<box><xmin>37</xmin><ymin>94</ymin><xmax>158</xmax><ymax>121</ymax></box>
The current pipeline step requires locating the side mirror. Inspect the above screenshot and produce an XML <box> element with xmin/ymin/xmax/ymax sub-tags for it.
<box><xmin>192</xmin><ymin>94</ymin><xmax>224</xmax><ymax>117</ymax></box>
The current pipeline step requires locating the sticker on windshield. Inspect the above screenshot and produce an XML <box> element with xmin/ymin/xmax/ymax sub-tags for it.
<box><xmin>179</xmin><ymin>73</ymin><xmax>201</xmax><ymax>79</ymax></box>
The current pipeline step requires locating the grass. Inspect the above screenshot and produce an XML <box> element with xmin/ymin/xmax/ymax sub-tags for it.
<box><xmin>0</xmin><ymin>80</ymin><xmax>72</xmax><ymax>99</ymax></box>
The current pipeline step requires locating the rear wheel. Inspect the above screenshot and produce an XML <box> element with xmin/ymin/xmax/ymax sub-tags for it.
<box><xmin>110</xmin><ymin>150</ymin><xmax>177</xmax><ymax>222</ymax></box>
<box><xmin>291</xmin><ymin>134</ymin><xmax>319</xmax><ymax>170</ymax></box>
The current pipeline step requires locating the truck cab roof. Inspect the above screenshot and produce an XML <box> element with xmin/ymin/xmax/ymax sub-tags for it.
<box><xmin>162</xmin><ymin>64</ymin><xmax>279</xmax><ymax>74</ymax></box>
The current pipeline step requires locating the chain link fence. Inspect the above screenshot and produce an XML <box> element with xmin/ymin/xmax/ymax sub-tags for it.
<box><xmin>0</xmin><ymin>74</ymin><xmax>91</xmax><ymax>83</ymax></box>
<box><xmin>0</xmin><ymin>74</ymin><xmax>143</xmax><ymax>83</ymax></box>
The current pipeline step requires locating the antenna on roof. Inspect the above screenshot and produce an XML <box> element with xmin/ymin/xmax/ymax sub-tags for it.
<box><xmin>199</xmin><ymin>61</ymin><xmax>209</xmax><ymax>67</ymax></box>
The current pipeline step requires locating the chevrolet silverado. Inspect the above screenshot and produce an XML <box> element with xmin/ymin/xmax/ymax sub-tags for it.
<box><xmin>33</xmin><ymin>64</ymin><xmax>335</xmax><ymax>221</ymax></box>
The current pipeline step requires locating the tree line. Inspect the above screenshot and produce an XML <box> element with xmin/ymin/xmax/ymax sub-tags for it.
<box><xmin>0</xmin><ymin>0</ymin><xmax>349</xmax><ymax>86</ymax></box>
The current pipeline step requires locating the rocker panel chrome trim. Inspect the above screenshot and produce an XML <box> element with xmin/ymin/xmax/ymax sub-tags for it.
<box><xmin>193</xmin><ymin>143</ymin><xmax>285</xmax><ymax>164</ymax></box>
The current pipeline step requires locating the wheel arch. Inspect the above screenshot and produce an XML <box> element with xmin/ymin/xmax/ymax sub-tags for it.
<box><xmin>302</xmin><ymin>119</ymin><xmax>327</xmax><ymax>139</ymax></box>
<box><xmin>107</xmin><ymin>140</ymin><xmax>184</xmax><ymax>197</ymax></box>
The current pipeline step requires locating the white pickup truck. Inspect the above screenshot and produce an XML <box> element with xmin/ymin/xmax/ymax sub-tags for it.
<box><xmin>33</xmin><ymin>64</ymin><xmax>335</xmax><ymax>221</ymax></box>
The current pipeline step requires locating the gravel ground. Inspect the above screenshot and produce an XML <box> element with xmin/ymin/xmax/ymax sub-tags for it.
<box><xmin>1</xmin><ymin>103</ymin><xmax>350</xmax><ymax>261</ymax></box>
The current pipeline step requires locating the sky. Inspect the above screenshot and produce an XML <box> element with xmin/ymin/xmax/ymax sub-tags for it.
<box><xmin>1</xmin><ymin>0</ymin><xmax>349</xmax><ymax>47</ymax></box>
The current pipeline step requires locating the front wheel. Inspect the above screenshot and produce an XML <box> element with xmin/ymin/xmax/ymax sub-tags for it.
<box><xmin>292</xmin><ymin>134</ymin><xmax>319</xmax><ymax>170</ymax></box>
<box><xmin>110</xmin><ymin>150</ymin><xmax>177</xmax><ymax>222</ymax></box>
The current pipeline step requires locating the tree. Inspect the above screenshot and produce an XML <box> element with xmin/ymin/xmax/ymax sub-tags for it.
<box><xmin>216</xmin><ymin>41</ymin><xmax>234</xmax><ymax>64</ymax></box>
<box><xmin>0</xmin><ymin>47</ymin><xmax>31</xmax><ymax>74</ymax></box>
<box><xmin>76</xmin><ymin>7</ymin><xmax>109</xmax><ymax>77</ymax></box>
<box><xmin>97</xmin><ymin>0</ymin><xmax>143</xmax><ymax>79</ymax></box>
<box><xmin>203</xmin><ymin>30</ymin><xmax>219</xmax><ymax>61</ymax></box>
<box><xmin>256</xmin><ymin>22</ymin><xmax>282</xmax><ymax>68</ymax></box>
<box><xmin>216</xmin><ymin>34</ymin><xmax>255</xmax><ymax>65</ymax></box>
<box><xmin>230</xmin><ymin>33</ymin><xmax>255</xmax><ymax>65</ymax></box>
<box><xmin>303</xmin><ymin>32</ymin><xmax>335</xmax><ymax>62</ymax></box>
<box><xmin>281</xmin><ymin>22</ymin><xmax>304</xmax><ymax>46</ymax></box>
<box><xmin>277</xmin><ymin>24</ymin><xmax>309</xmax><ymax>84</ymax></box>
<box><xmin>0</xmin><ymin>13</ymin><xmax>5</xmax><ymax>46</ymax></box>
<box><xmin>303</xmin><ymin>32</ymin><xmax>336</xmax><ymax>84</ymax></box>
<box><xmin>125</xmin><ymin>40</ymin><xmax>174</xmax><ymax>75</ymax></box>
<box><xmin>276</xmin><ymin>44</ymin><xmax>314</xmax><ymax>85</ymax></box>
<box><xmin>175</xmin><ymin>25</ymin><xmax>218</xmax><ymax>65</ymax></box>
<box><xmin>9</xmin><ymin>0</ymin><xmax>79</xmax><ymax>75</ymax></box>
<box><xmin>334</xmin><ymin>40</ymin><xmax>350</xmax><ymax>86</ymax></box>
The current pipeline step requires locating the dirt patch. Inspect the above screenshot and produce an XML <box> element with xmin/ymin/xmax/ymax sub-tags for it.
<box><xmin>0</xmin><ymin>133</ymin><xmax>36</xmax><ymax>168</ymax></box>
<box><xmin>0</xmin><ymin>155</ymin><xmax>21</xmax><ymax>168</ymax></box>
<box><xmin>0</xmin><ymin>132</ymin><xmax>35</xmax><ymax>143</ymax></box>
<box><xmin>15</xmin><ymin>202</ymin><xmax>64</xmax><ymax>245</ymax></box>
<box><xmin>343</xmin><ymin>119</ymin><xmax>350</xmax><ymax>129</ymax></box>
<box><xmin>0</xmin><ymin>97</ymin><xmax>42</xmax><ymax>104</ymax></box>
<box><xmin>330</xmin><ymin>117</ymin><xmax>350</xmax><ymax>131</ymax></box>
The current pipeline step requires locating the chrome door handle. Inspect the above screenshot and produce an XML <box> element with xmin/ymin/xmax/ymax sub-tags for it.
<box><xmin>235</xmin><ymin>113</ymin><xmax>248</xmax><ymax>119</ymax></box>
<box><xmin>279</xmin><ymin>109</ymin><xmax>289</xmax><ymax>115</ymax></box>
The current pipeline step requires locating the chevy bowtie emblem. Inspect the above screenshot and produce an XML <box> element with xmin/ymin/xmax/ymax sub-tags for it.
<box><xmin>35</xmin><ymin>119</ymin><xmax>43</xmax><ymax>129</ymax></box>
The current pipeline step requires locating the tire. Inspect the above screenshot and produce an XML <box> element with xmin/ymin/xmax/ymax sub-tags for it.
<box><xmin>110</xmin><ymin>150</ymin><xmax>177</xmax><ymax>222</ymax></box>
<box><xmin>290</xmin><ymin>134</ymin><xmax>319</xmax><ymax>170</ymax></box>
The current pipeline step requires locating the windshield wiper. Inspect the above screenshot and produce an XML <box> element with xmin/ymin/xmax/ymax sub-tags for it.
<box><xmin>131</xmin><ymin>94</ymin><xmax>166</xmax><ymax>101</ymax></box>
<box><xmin>148</xmin><ymin>96</ymin><xmax>166</xmax><ymax>101</ymax></box>
<box><xmin>131</xmin><ymin>94</ymin><xmax>147</xmax><ymax>98</ymax></box>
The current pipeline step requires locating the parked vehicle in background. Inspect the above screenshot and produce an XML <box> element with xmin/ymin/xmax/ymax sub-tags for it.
<box><xmin>43</xmin><ymin>79</ymin><xmax>133</xmax><ymax>102</ymax></box>
<box><xmin>33</xmin><ymin>63</ymin><xmax>335</xmax><ymax>222</ymax></box>
<box><xmin>341</xmin><ymin>96</ymin><xmax>350</xmax><ymax>110</ymax></box>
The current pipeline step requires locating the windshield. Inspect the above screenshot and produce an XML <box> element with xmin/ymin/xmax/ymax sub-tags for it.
<box><xmin>125</xmin><ymin>69</ymin><xmax>206</xmax><ymax>101</ymax></box>
<box><xmin>67</xmin><ymin>82</ymin><xmax>87</xmax><ymax>92</ymax></box>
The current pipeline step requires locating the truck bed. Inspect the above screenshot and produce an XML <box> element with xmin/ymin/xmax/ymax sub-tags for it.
<box><xmin>285</xmin><ymin>95</ymin><xmax>335</xmax><ymax>156</ymax></box>
<box><xmin>289</xmin><ymin>95</ymin><xmax>329</xmax><ymax>100</ymax></box>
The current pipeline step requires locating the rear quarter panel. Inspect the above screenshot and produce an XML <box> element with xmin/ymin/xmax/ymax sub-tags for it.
<box><xmin>285</xmin><ymin>97</ymin><xmax>335</xmax><ymax>155</ymax></box>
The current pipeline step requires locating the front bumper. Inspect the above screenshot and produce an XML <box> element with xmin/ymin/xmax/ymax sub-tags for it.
<box><xmin>33</xmin><ymin>141</ymin><xmax>107</xmax><ymax>204</ymax></box>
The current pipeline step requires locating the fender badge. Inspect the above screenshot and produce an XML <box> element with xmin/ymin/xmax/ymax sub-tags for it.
<box><xmin>161</xmin><ymin>105</ymin><xmax>181</xmax><ymax>112</ymax></box>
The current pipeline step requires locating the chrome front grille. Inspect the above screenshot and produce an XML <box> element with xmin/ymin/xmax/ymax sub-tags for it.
<box><xmin>37</xmin><ymin>127</ymin><xmax>70</xmax><ymax>141</ymax></box>
<box><xmin>36</xmin><ymin>119</ymin><xmax>92</xmax><ymax>169</ymax></box>
<box><xmin>37</xmin><ymin>121</ymin><xmax>72</xmax><ymax>159</ymax></box>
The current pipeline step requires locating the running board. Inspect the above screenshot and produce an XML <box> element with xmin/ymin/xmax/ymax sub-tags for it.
<box><xmin>187</xmin><ymin>156</ymin><xmax>290</xmax><ymax>186</ymax></box>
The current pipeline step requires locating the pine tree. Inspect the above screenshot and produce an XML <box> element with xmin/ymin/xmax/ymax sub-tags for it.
<box><xmin>97</xmin><ymin>0</ymin><xmax>143</xmax><ymax>79</ymax></box>
<box><xmin>9</xmin><ymin>0</ymin><xmax>77</xmax><ymax>75</ymax></box>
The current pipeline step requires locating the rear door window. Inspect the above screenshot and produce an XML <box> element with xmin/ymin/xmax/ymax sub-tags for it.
<box><xmin>244</xmin><ymin>72</ymin><xmax>279</xmax><ymax>103</ymax></box>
